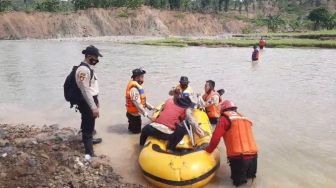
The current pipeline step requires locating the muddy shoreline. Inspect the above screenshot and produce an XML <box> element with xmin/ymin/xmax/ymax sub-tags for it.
<box><xmin>0</xmin><ymin>124</ymin><xmax>146</xmax><ymax>188</ymax></box>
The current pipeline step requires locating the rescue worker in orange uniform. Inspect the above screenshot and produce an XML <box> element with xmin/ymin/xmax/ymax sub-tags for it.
<box><xmin>259</xmin><ymin>37</ymin><xmax>266</xmax><ymax>49</ymax></box>
<box><xmin>205</xmin><ymin>100</ymin><xmax>258</xmax><ymax>187</ymax></box>
<box><xmin>199</xmin><ymin>80</ymin><xmax>222</xmax><ymax>126</ymax></box>
<box><xmin>125</xmin><ymin>68</ymin><xmax>155</xmax><ymax>134</ymax></box>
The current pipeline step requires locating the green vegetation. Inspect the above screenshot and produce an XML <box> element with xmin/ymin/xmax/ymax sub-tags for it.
<box><xmin>36</xmin><ymin>0</ymin><xmax>62</xmax><ymax>12</ymax></box>
<box><xmin>259</xmin><ymin>15</ymin><xmax>286</xmax><ymax>32</ymax></box>
<box><xmin>0</xmin><ymin>0</ymin><xmax>335</xmax><ymax>33</ymax></box>
<box><xmin>308</xmin><ymin>7</ymin><xmax>336</xmax><ymax>30</ymax></box>
<box><xmin>0</xmin><ymin>0</ymin><xmax>11</xmax><ymax>12</ymax></box>
<box><xmin>117</xmin><ymin>9</ymin><xmax>129</xmax><ymax>17</ymax></box>
<box><xmin>233</xmin><ymin>30</ymin><xmax>336</xmax><ymax>39</ymax></box>
<box><xmin>0</xmin><ymin>0</ymin><xmax>333</xmax><ymax>13</ymax></box>
<box><xmin>73</xmin><ymin>0</ymin><xmax>144</xmax><ymax>10</ymax></box>
<box><xmin>132</xmin><ymin>30</ymin><xmax>336</xmax><ymax>48</ymax></box>
<box><xmin>134</xmin><ymin>38</ymin><xmax>336</xmax><ymax>48</ymax></box>
<box><xmin>288</xmin><ymin>19</ymin><xmax>301</xmax><ymax>32</ymax></box>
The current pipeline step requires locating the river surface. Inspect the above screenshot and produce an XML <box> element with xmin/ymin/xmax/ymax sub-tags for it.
<box><xmin>0</xmin><ymin>40</ymin><xmax>335</xmax><ymax>188</ymax></box>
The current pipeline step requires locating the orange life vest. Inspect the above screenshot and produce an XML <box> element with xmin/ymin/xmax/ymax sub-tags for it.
<box><xmin>155</xmin><ymin>98</ymin><xmax>186</xmax><ymax>130</ymax></box>
<box><xmin>203</xmin><ymin>91</ymin><xmax>221</xmax><ymax>118</ymax></box>
<box><xmin>223</xmin><ymin>111</ymin><xmax>258</xmax><ymax>157</ymax></box>
<box><xmin>125</xmin><ymin>80</ymin><xmax>146</xmax><ymax>114</ymax></box>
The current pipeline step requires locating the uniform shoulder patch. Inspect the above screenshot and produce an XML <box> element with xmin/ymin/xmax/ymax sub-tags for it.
<box><xmin>79</xmin><ymin>72</ymin><xmax>87</xmax><ymax>81</ymax></box>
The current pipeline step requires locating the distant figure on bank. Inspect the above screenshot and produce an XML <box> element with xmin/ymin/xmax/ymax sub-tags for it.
<box><xmin>169</xmin><ymin>76</ymin><xmax>195</xmax><ymax>101</ymax></box>
<box><xmin>205</xmin><ymin>100</ymin><xmax>258</xmax><ymax>187</ymax></box>
<box><xmin>199</xmin><ymin>80</ymin><xmax>222</xmax><ymax>126</ymax></box>
<box><xmin>252</xmin><ymin>45</ymin><xmax>259</xmax><ymax>61</ymax></box>
<box><xmin>63</xmin><ymin>45</ymin><xmax>103</xmax><ymax>158</ymax></box>
<box><xmin>125</xmin><ymin>68</ymin><xmax>155</xmax><ymax>134</ymax></box>
<box><xmin>259</xmin><ymin>37</ymin><xmax>266</xmax><ymax>49</ymax></box>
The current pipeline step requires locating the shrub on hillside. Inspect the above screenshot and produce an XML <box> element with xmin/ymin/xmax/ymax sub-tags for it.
<box><xmin>288</xmin><ymin>18</ymin><xmax>301</xmax><ymax>32</ymax></box>
<box><xmin>308</xmin><ymin>7</ymin><xmax>335</xmax><ymax>30</ymax></box>
<box><xmin>36</xmin><ymin>0</ymin><xmax>61</xmax><ymax>12</ymax></box>
<box><xmin>126</xmin><ymin>0</ymin><xmax>144</xmax><ymax>9</ymax></box>
<box><xmin>0</xmin><ymin>0</ymin><xmax>12</xmax><ymax>12</ymax></box>
<box><xmin>261</xmin><ymin>15</ymin><xmax>286</xmax><ymax>32</ymax></box>
<box><xmin>145</xmin><ymin>0</ymin><xmax>169</xmax><ymax>9</ymax></box>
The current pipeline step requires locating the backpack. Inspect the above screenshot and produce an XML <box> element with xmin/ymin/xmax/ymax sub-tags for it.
<box><xmin>64</xmin><ymin>62</ymin><xmax>94</xmax><ymax>108</ymax></box>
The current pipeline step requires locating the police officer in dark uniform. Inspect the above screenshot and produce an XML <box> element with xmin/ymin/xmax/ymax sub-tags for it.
<box><xmin>75</xmin><ymin>45</ymin><xmax>102</xmax><ymax>157</ymax></box>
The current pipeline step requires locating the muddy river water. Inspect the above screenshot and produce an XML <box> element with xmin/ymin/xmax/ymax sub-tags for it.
<box><xmin>0</xmin><ymin>40</ymin><xmax>335</xmax><ymax>188</ymax></box>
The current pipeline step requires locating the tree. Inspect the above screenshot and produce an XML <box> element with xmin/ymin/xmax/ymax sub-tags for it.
<box><xmin>36</xmin><ymin>0</ymin><xmax>61</xmax><ymax>12</ymax></box>
<box><xmin>169</xmin><ymin>0</ymin><xmax>181</xmax><ymax>9</ymax></box>
<box><xmin>217</xmin><ymin>0</ymin><xmax>227</xmax><ymax>12</ymax></box>
<box><xmin>146</xmin><ymin>0</ymin><xmax>164</xmax><ymax>8</ymax></box>
<box><xmin>263</xmin><ymin>15</ymin><xmax>285</xmax><ymax>32</ymax></box>
<box><xmin>126</xmin><ymin>0</ymin><xmax>144</xmax><ymax>9</ymax></box>
<box><xmin>72</xmin><ymin>0</ymin><xmax>94</xmax><ymax>10</ymax></box>
<box><xmin>308</xmin><ymin>7</ymin><xmax>331</xmax><ymax>30</ymax></box>
<box><xmin>0</xmin><ymin>0</ymin><xmax>12</xmax><ymax>12</ymax></box>
<box><xmin>289</xmin><ymin>18</ymin><xmax>301</xmax><ymax>32</ymax></box>
<box><xmin>223</xmin><ymin>0</ymin><xmax>229</xmax><ymax>12</ymax></box>
<box><xmin>201</xmin><ymin>0</ymin><xmax>210</xmax><ymax>10</ymax></box>
<box><xmin>181</xmin><ymin>0</ymin><xmax>192</xmax><ymax>11</ymax></box>
<box><xmin>325</xmin><ymin>13</ymin><xmax>336</xmax><ymax>30</ymax></box>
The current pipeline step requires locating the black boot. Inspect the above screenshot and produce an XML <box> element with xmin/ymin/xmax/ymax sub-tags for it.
<box><xmin>233</xmin><ymin>180</ymin><xmax>247</xmax><ymax>187</ymax></box>
<box><xmin>92</xmin><ymin>138</ymin><xmax>102</xmax><ymax>145</ymax></box>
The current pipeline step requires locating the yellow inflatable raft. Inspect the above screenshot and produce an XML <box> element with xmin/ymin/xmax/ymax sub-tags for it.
<box><xmin>138</xmin><ymin>109</ymin><xmax>220</xmax><ymax>188</ymax></box>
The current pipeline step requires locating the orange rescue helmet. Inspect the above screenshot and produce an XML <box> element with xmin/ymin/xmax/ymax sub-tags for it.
<box><xmin>222</xmin><ymin>100</ymin><xmax>237</xmax><ymax>111</ymax></box>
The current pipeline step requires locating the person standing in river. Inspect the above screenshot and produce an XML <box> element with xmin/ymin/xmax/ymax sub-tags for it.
<box><xmin>205</xmin><ymin>100</ymin><xmax>258</xmax><ymax>187</ymax></box>
<box><xmin>252</xmin><ymin>45</ymin><xmax>260</xmax><ymax>61</ymax></box>
<box><xmin>125</xmin><ymin>68</ymin><xmax>155</xmax><ymax>134</ymax></box>
<box><xmin>75</xmin><ymin>45</ymin><xmax>103</xmax><ymax>158</ymax></box>
<box><xmin>169</xmin><ymin>76</ymin><xmax>194</xmax><ymax>100</ymax></box>
<box><xmin>198</xmin><ymin>80</ymin><xmax>222</xmax><ymax>126</ymax></box>
<box><xmin>259</xmin><ymin>37</ymin><xmax>266</xmax><ymax>49</ymax></box>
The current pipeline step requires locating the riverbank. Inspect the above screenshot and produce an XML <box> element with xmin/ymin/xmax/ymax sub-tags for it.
<box><xmin>132</xmin><ymin>38</ymin><xmax>336</xmax><ymax>48</ymax></box>
<box><xmin>131</xmin><ymin>30</ymin><xmax>336</xmax><ymax>48</ymax></box>
<box><xmin>0</xmin><ymin>7</ymin><xmax>250</xmax><ymax>40</ymax></box>
<box><xmin>232</xmin><ymin>30</ymin><xmax>336</xmax><ymax>40</ymax></box>
<box><xmin>0</xmin><ymin>124</ymin><xmax>145</xmax><ymax>188</ymax></box>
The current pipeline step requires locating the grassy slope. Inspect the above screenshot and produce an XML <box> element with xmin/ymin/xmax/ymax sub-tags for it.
<box><xmin>132</xmin><ymin>30</ymin><xmax>336</xmax><ymax>48</ymax></box>
<box><xmin>233</xmin><ymin>30</ymin><xmax>336</xmax><ymax>39</ymax></box>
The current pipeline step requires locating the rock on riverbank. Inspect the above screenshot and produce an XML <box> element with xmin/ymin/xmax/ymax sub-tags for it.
<box><xmin>0</xmin><ymin>124</ymin><xmax>146</xmax><ymax>188</ymax></box>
